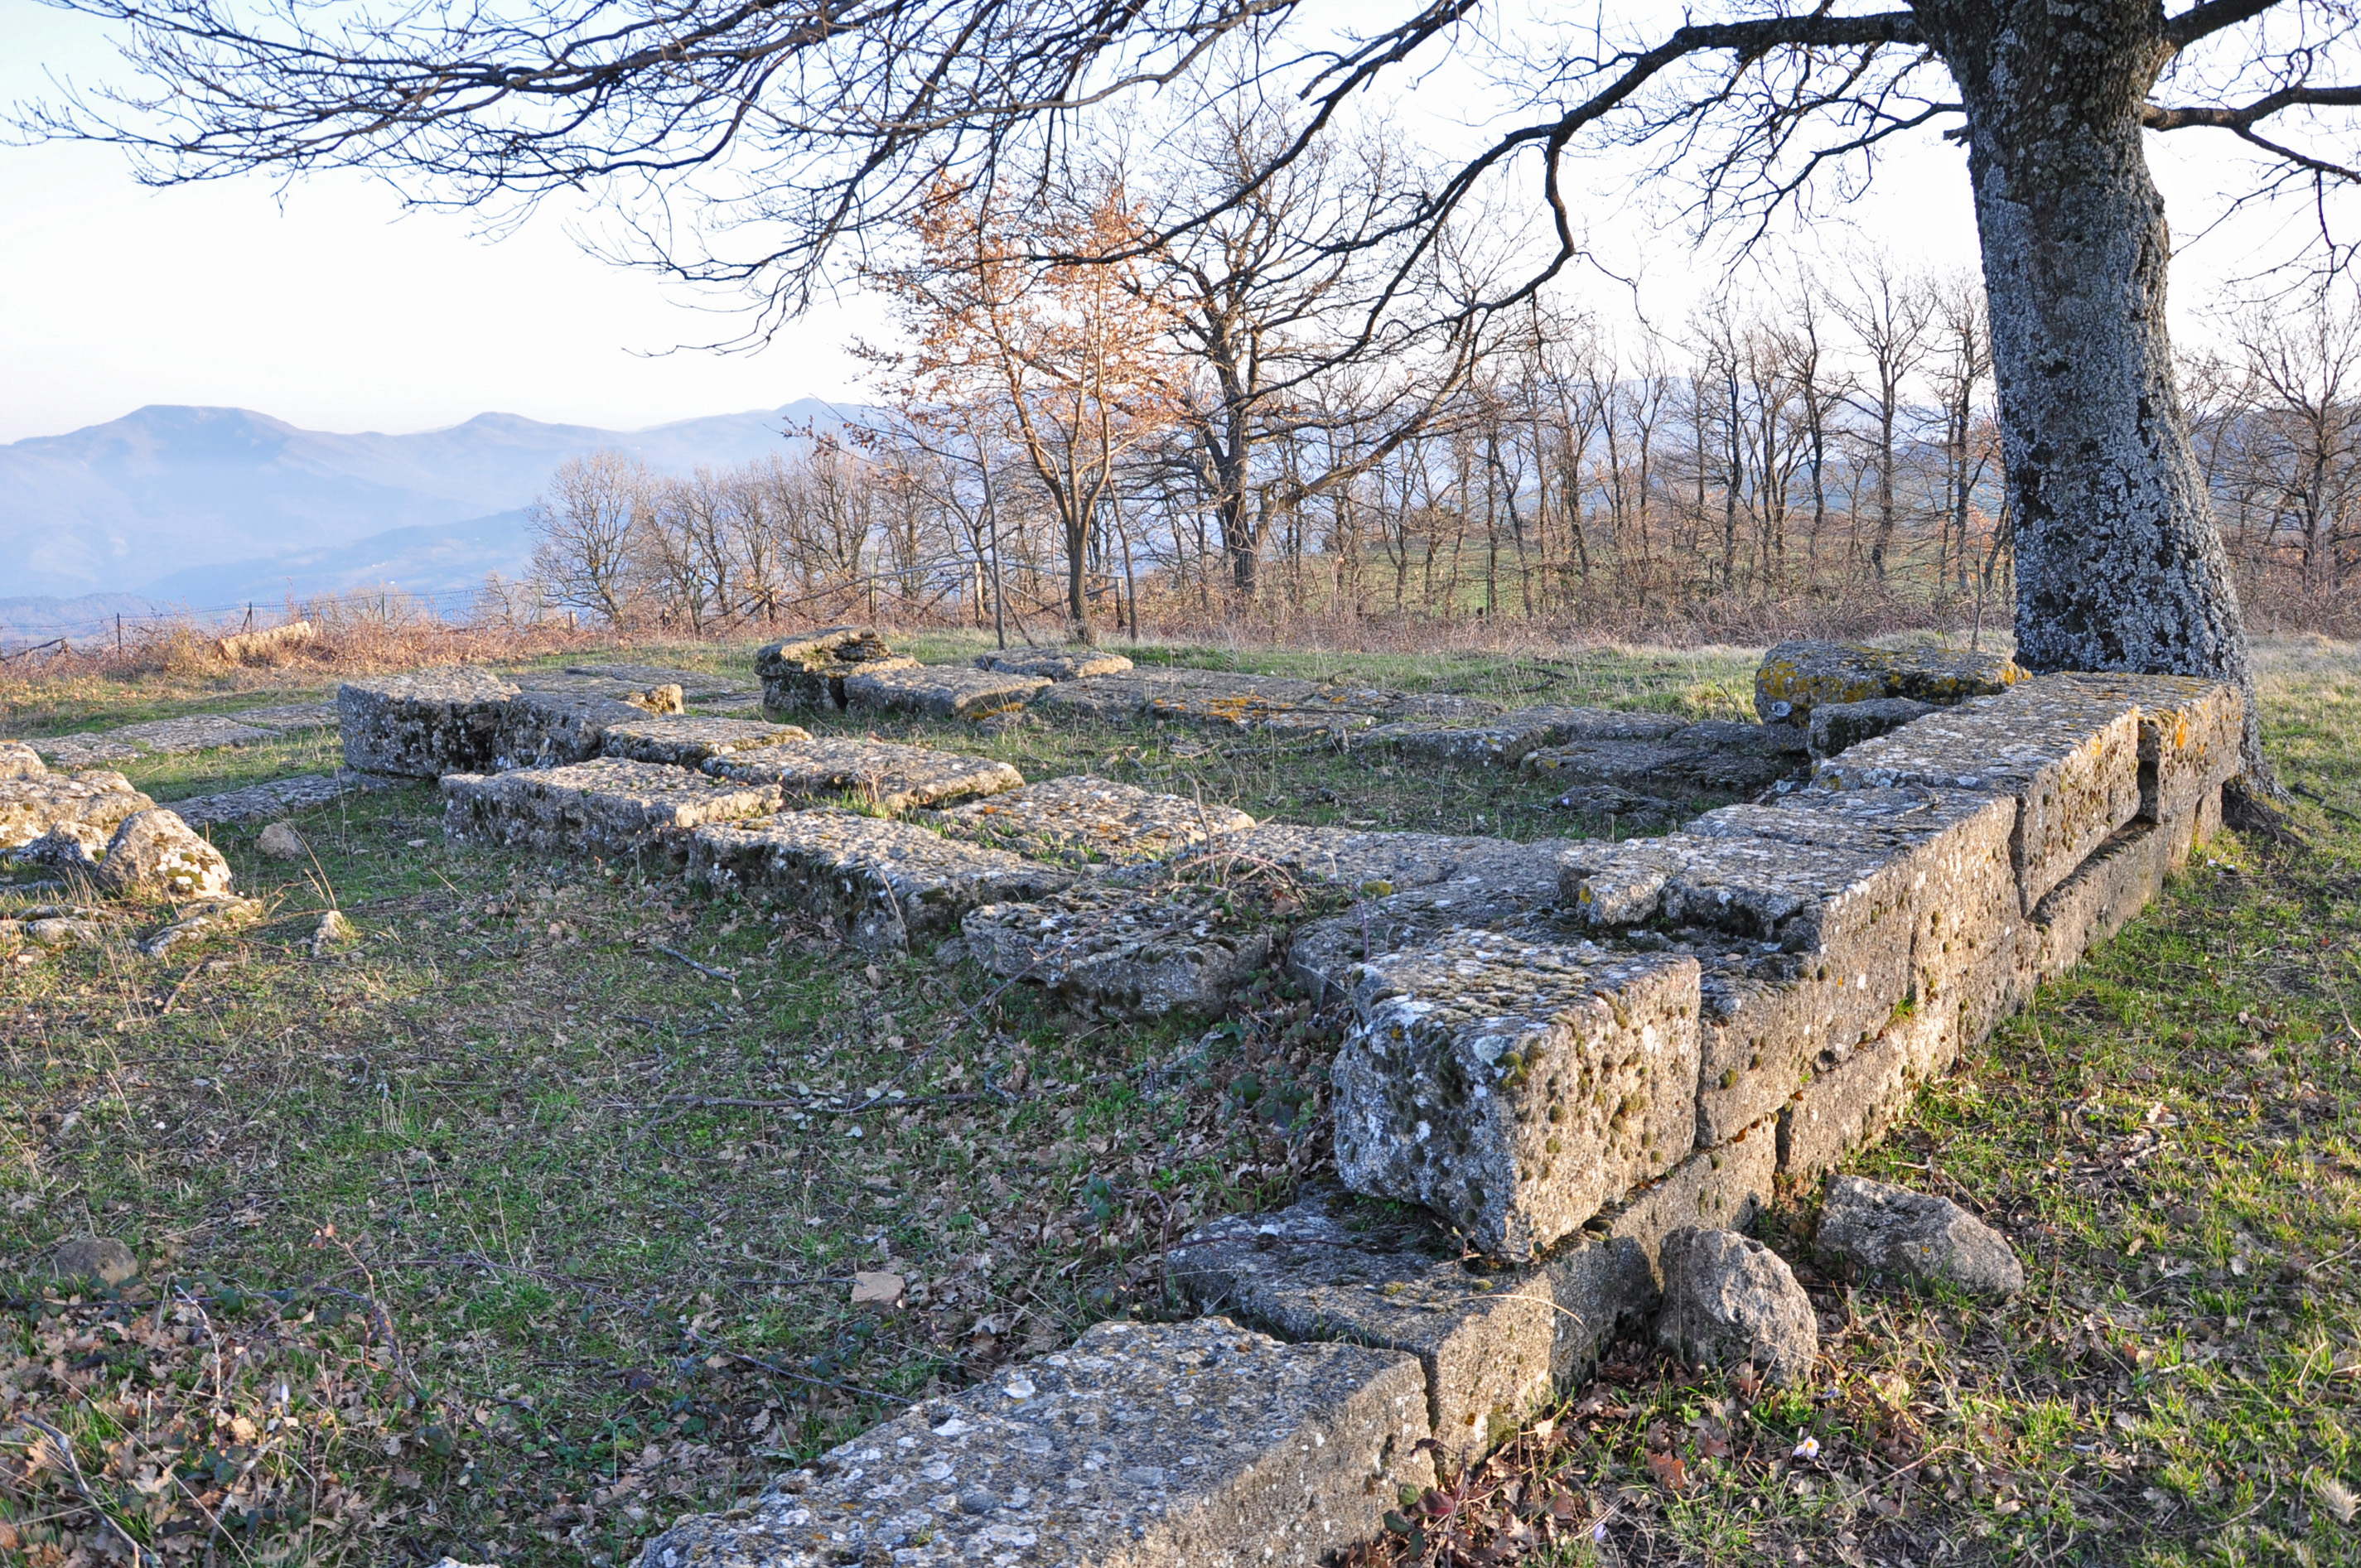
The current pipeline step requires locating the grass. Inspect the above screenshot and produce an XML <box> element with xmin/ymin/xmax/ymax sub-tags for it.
<box><xmin>2</xmin><ymin>633</ymin><xmax>2355</xmax><ymax>1567</ymax></box>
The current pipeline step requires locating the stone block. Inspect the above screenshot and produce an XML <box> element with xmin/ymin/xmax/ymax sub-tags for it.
<box><xmin>2030</xmin><ymin>817</ymin><xmax>2182</xmax><ymax>981</ymax></box>
<box><xmin>34</xmin><ymin>734</ymin><xmax>142</xmax><ymax>768</ymax></box>
<box><xmin>706</xmin><ymin>737</ymin><xmax>1023</xmax><ymax>813</ymax></box>
<box><xmin>1655</xmin><ymin>1228</ymin><xmax>1818</xmax><ymax>1384</ymax></box>
<box><xmin>691</xmin><ymin>809</ymin><xmax>1075</xmax><ymax>951</ymax></box>
<box><xmin>166</xmin><ymin>770</ymin><xmax>400</xmax><ymax>828</ymax></box>
<box><xmin>96</xmin><ymin>809</ymin><xmax>235</xmax><ymax>901</ymax></box>
<box><xmin>756</xmin><ymin>627</ymin><xmax>913</xmax><ymax>712</ymax></box>
<box><xmin>931</xmin><ymin>775</ymin><xmax>1254</xmax><ymax>866</ymax></box>
<box><xmin>1776</xmin><ymin>1011</ymin><xmax>1949</xmax><ymax>1180</ymax></box>
<box><xmin>2052</xmin><ymin>672</ymin><xmax>2244</xmax><ymax>823</ymax></box>
<box><xmin>0</xmin><ymin>741</ymin><xmax>44</xmax><ymax>779</ymax></box>
<box><xmin>633</xmin><ymin>1317</ymin><xmax>1433</xmax><ymax>1568</ymax></box>
<box><xmin>1818</xmin><ymin>1175</ymin><xmax>2024</xmax><ymax>1298</ymax></box>
<box><xmin>1521</xmin><ymin>740</ymin><xmax>1796</xmax><ymax>796</ymax></box>
<box><xmin>339</xmin><ymin>668</ymin><xmax>519</xmax><ymax>777</ymax></box>
<box><xmin>976</xmin><ymin>649</ymin><xmax>1135</xmax><ymax>681</ymax></box>
<box><xmin>113</xmin><ymin>715</ymin><xmax>280</xmax><ymax>754</ymax></box>
<box><xmin>599</xmin><ymin>715</ymin><xmax>813</xmax><ymax>768</ymax></box>
<box><xmin>564</xmin><ymin>663</ymin><xmax>751</xmax><ymax>701</ymax></box>
<box><xmin>442</xmin><ymin>759</ymin><xmax>780</xmax><ymax>861</ymax></box>
<box><xmin>1200</xmin><ymin>823</ymin><xmax>1574</xmax><ymax>899</ymax></box>
<box><xmin>845</xmin><ymin>663</ymin><xmax>1051</xmax><ymax>720</ymax></box>
<box><xmin>1357</xmin><ymin>706</ymin><xmax>1686</xmax><ymax>769</ymax></box>
<box><xmin>1026</xmin><ymin>668</ymin><xmax>1487</xmax><ymax>733</ymax></box>
<box><xmin>1332</xmin><ymin>929</ymin><xmax>1702</xmax><ymax>1262</ymax></box>
<box><xmin>1592</xmin><ymin>1119</ymin><xmax>1777</xmax><ymax>1271</ymax></box>
<box><xmin>1171</xmin><ymin>1189</ymin><xmax>1652</xmax><ymax>1464</ymax></box>
<box><xmin>1755</xmin><ymin>639</ymin><xmax>2023</xmax><ymax>725</ymax></box>
<box><xmin>961</xmin><ymin>884</ymin><xmax>1274</xmax><ymax>1018</ymax></box>
<box><xmin>0</xmin><ymin>773</ymin><xmax>157</xmax><ymax>851</ymax></box>
<box><xmin>492</xmin><ymin>690</ymin><xmax>651</xmax><ymax>771</ymax></box>
<box><xmin>1809</xmin><ymin>697</ymin><xmax>1937</xmax><ymax>759</ymax></box>
<box><xmin>1813</xmin><ymin>676</ymin><xmax>2143</xmax><ymax>911</ymax></box>
<box><xmin>228</xmin><ymin>702</ymin><xmax>341</xmax><ymax>735</ymax></box>
<box><xmin>1666</xmin><ymin>719</ymin><xmax>1812</xmax><ymax>758</ymax></box>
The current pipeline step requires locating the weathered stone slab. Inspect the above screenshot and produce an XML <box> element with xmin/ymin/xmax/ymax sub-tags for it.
<box><xmin>32</xmin><ymin>734</ymin><xmax>142</xmax><ymax>768</ymax></box>
<box><xmin>0</xmin><ymin>742</ymin><xmax>44</xmax><ymax>779</ymax></box>
<box><xmin>692</xmin><ymin>810</ymin><xmax>1074</xmax><ymax>951</ymax></box>
<box><xmin>2030</xmin><ymin>817</ymin><xmax>2188</xmax><ymax>982</ymax></box>
<box><xmin>1813</xmin><ymin>675</ymin><xmax>2143</xmax><ymax>911</ymax></box>
<box><xmin>2053</xmin><ymin>672</ymin><xmax>2244</xmax><ymax>823</ymax></box>
<box><xmin>1655</xmin><ymin>1228</ymin><xmax>1818</xmax><ymax>1384</ymax></box>
<box><xmin>1357</xmin><ymin>706</ymin><xmax>1687</xmax><ymax>769</ymax></box>
<box><xmin>167</xmin><ymin>770</ymin><xmax>403</xmax><ymax>828</ymax></box>
<box><xmin>229</xmin><ymin>702</ymin><xmax>341</xmax><ymax>735</ymax></box>
<box><xmin>1029</xmin><ymin>668</ymin><xmax>1495</xmax><ymax>733</ymax></box>
<box><xmin>756</xmin><ymin>627</ymin><xmax>915</xmax><ymax>712</ymax></box>
<box><xmin>442</xmin><ymin>759</ymin><xmax>780</xmax><ymax>861</ymax></box>
<box><xmin>599</xmin><ymin>715</ymin><xmax>813</xmax><ymax>767</ymax></box>
<box><xmin>1818</xmin><ymin>1175</ymin><xmax>2024</xmax><ymax>1299</ymax></box>
<box><xmin>113</xmin><ymin>715</ymin><xmax>280</xmax><ymax>754</ymax></box>
<box><xmin>1774</xmin><ymin>1005</ymin><xmax>1958</xmax><ymax>1178</ymax></box>
<box><xmin>634</xmin><ymin>1317</ymin><xmax>1433</xmax><ymax>1568</ymax></box>
<box><xmin>1755</xmin><ymin>639</ymin><xmax>2023</xmax><ymax>726</ymax></box>
<box><xmin>1809</xmin><ymin>697</ymin><xmax>1936</xmax><ymax>759</ymax></box>
<box><xmin>962</xmin><ymin>883</ymin><xmax>1274</xmax><ymax>1017</ymax></box>
<box><xmin>565</xmin><ymin>663</ymin><xmax>748</xmax><ymax>701</ymax></box>
<box><xmin>1333</xmin><ymin>929</ymin><xmax>1702</xmax><ymax>1262</ymax></box>
<box><xmin>977</xmin><ymin>649</ymin><xmax>1135</xmax><ymax>681</ymax></box>
<box><xmin>492</xmin><ymin>690</ymin><xmax>650</xmax><ymax>771</ymax></box>
<box><xmin>844</xmin><ymin>663</ymin><xmax>1050</xmax><ymax>720</ymax></box>
<box><xmin>1199</xmin><ymin>824</ymin><xmax>1572</xmax><ymax>899</ymax></box>
<box><xmin>1665</xmin><ymin>719</ymin><xmax>1812</xmax><ymax>758</ymax></box>
<box><xmin>931</xmin><ymin>775</ymin><xmax>1254</xmax><ymax>866</ymax></box>
<box><xmin>1171</xmin><ymin>1189</ymin><xmax>1652</xmax><ymax>1462</ymax></box>
<box><xmin>340</xmin><ymin>668</ymin><xmax>519</xmax><ymax>778</ymax></box>
<box><xmin>1592</xmin><ymin>1119</ymin><xmax>1777</xmax><ymax>1268</ymax></box>
<box><xmin>1522</xmin><ymin>740</ymin><xmax>1796</xmax><ymax>796</ymax></box>
<box><xmin>707</xmin><ymin>737</ymin><xmax>1022</xmax><ymax>813</ymax></box>
<box><xmin>0</xmin><ymin>773</ymin><xmax>157</xmax><ymax>851</ymax></box>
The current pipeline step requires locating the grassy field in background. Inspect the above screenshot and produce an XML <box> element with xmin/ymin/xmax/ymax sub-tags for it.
<box><xmin>0</xmin><ymin>634</ymin><xmax>2354</xmax><ymax>1567</ymax></box>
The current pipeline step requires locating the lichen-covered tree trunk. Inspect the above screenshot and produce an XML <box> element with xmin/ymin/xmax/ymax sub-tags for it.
<box><xmin>1924</xmin><ymin>0</ymin><xmax>2272</xmax><ymax>783</ymax></box>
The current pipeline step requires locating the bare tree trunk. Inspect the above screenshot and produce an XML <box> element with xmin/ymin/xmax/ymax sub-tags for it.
<box><xmin>1929</xmin><ymin>0</ymin><xmax>2267</xmax><ymax>779</ymax></box>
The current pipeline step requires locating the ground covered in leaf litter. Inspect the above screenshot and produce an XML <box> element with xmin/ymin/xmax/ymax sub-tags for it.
<box><xmin>1</xmin><ymin>634</ymin><xmax>2355</xmax><ymax>1568</ymax></box>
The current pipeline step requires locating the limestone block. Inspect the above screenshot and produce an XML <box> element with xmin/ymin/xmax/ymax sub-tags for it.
<box><xmin>0</xmin><ymin>772</ymin><xmax>156</xmax><ymax>851</ymax></box>
<box><xmin>691</xmin><ymin>809</ymin><xmax>1074</xmax><ymax>951</ymax></box>
<box><xmin>12</xmin><ymin>821</ymin><xmax>107</xmax><ymax>875</ymax></box>
<box><xmin>1776</xmin><ymin>1020</ymin><xmax>1924</xmax><ymax>1180</ymax></box>
<box><xmin>633</xmin><ymin>1318</ymin><xmax>1433</xmax><ymax>1568</ymax></box>
<box><xmin>35</xmin><ymin>734</ymin><xmax>142</xmax><ymax>768</ymax></box>
<box><xmin>756</xmin><ymin>627</ymin><xmax>912</xmax><ymax>712</ymax></box>
<box><xmin>975</xmin><ymin>649</ymin><xmax>1135</xmax><ymax>681</ymax></box>
<box><xmin>1666</xmin><ymin>719</ymin><xmax>1812</xmax><ymax>758</ymax></box>
<box><xmin>492</xmin><ymin>690</ymin><xmax>650</xmax><ymax>771</ymax></box>
<box><xmin>97</xmin><ymin>809</ymin><xmax>235</xmax><ymax>901</ymax></box>
<box><xmin>706</xmin><ymin>736</ymin><xmax>1022</xmax><ymax>813</ymax></box>
<box><xmin>1332</xmin><ymin>930</ymin><xmax>1702</xmax><ymax>1262</ymax></box>
<box><xmin>1809</xmin><ymin>697</ymin><xmax>1936</xmax><ymax>759</ymax></box>
<box><xmin>1818</xmin><ymin>1175</ymin><xmax>2024</xmax><ymax>1298</ymax></box>
<box><xmin>2052</xmin><ymin>671</ymin><xmax>2244</xmax><ymax>823</ymax></box>
<box><xmin>961</xmin><ymin>884</ymin><xmax>1273</xmax><ymax>1018</ymax></box>
<box><xmin>0</xmin><ymin>741</ymin><xmax>46</xmax><ymax>779</ymax></box>
<box><xmin>598</xmin><ymin>715</ymin><xmax>813</xmax><ymax>767</ymax></box>
<box><xmin>931</xmin><ymin>775</ymin><xmax>1254</xmax><ymax>866</ymax></box>
<box><xmin>442</xmin><ymin>759</ymin><xmax>780</xmax><ymax>861</ymax></box>
<box><xmin>843</xmin><ymin>663</ymin><xmax>1052</xmax><ymax>720</ymax></box>
<box><xmin>2030</xmin><ymin>817</ymin><xmax>2182</xmax><ymax>981</ymax></box>
<box><xmin>339</xmin><ymin>668</ymin><xmax>519</xmax><ymax>777</ymax></box>
<box><xmin>1655</xmin><ymin>1228</ymin><xmax>1818</xmax><ymax>1384</ymax></box>
<box><xmin>229</xmin><ymin>702</ymin><xmax>341</xmax><ymax>735</ymax></box>
<box><xmin>166</xmin><ymin>770</ymin><xmax>400</xmax><ymax>828</ymax></box>
<box><xmin>1357</xmin><ymin>706</ymin><xmax>1687</xmax><ymax>769</ymax></box>
<box><xmin>1593</xmin><ymin>1119</ymin><xmax>1777</xmax><ymax>1271</ymax></box>
<box><xmin>1200</xmin><ymin>823</ymin><xmax>1574</xmax><ymax>899</ymax></box>
<box><xmin>1755</xmin><ymin>639</ymin><xmax>2022</xmax><ymax>725</ymax></box>
<box><xmin>113</xmin><ymin>715</ymin><xmax>280</xmax><ymax>754</ymax></box>
<box><xmin>1813</xmin><ymin>676</ymin><xmax>2143</xmax><ymax>911</ymax></box>
<box><xmin>1521</xmin><ymin>740</ymin><xmax>1796</xmax><ymax>796</ymax></box>
<box><xmin>1171</xmin><ymin>1189</ymin><xmax>1652</xmax><ymax>1463</ymax></box>
<box><xmin>565</xmin><ymin>663</ymin><xmax>751</xmax><ymax>701</ymax></box>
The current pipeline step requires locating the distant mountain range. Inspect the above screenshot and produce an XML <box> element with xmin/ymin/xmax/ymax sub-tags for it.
<box><xmin>0</xmin><ymin>399</ymin><xmax>853</xmax><ymax>625</ymax></box>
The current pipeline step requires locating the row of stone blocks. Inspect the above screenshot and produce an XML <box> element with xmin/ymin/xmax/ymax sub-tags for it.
<box><xmin>636</xmin><ymin>667</ymin><xmax>2242</xmax><ymax>1566</ymax></box>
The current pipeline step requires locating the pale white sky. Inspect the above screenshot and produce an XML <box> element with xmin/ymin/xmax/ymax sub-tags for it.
<box><xmin>0</xmin><ymin>0</ymin><xmax>2295</xmax><ymax>444</ymax></box>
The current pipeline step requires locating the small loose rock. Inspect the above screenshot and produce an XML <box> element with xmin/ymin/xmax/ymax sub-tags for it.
<box><xmin>1816</xmin><ymin>1175</ymin><xmax>2025</xmax><ymax>1298</ymax></box>
<box><xmin>1654</xmin><ymin>1227</ymin><xmax>1818</xmax><ymax>1385</ymax></box>
<box><xmin>257</xmin><ymin>821</ymin><xmax>308</xmax><ymax>860</ymax></box>
<box><xmin>51</xmin><ymin>1237</ymin><xmax>138</xmax><ymax>1285</ymax></box>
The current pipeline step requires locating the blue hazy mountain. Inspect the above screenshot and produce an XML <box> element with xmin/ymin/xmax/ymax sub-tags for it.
<box><xmin>0</xmin><ymin>399</ymin><xmax>852</xmax><ymax>601</ymax></box>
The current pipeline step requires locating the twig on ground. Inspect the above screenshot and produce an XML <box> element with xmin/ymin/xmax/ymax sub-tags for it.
<box><xmin>654</xmin><ymin>944</ymin><xmax>736</xmax><ymax>982</ymax></box>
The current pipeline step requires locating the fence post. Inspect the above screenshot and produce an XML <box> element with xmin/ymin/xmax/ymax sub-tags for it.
<box><xmin>116</xmin><ymin>614</ymin><xmax>123</xmax><ymax>660</ymax></box>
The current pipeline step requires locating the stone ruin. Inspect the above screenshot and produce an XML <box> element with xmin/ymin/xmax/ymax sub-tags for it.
<box><xmin>250</xmin><ymin>633</ymin><xmax>2237</xmax><ymax>1566</ymax></box>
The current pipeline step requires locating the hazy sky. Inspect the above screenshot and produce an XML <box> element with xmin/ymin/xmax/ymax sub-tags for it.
<box><xmin>0</xmin><ymin>0</ymin><xmax>2300</xmax><ymax>445</ymax></box>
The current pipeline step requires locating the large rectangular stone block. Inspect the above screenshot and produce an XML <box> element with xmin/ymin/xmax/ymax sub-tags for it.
<box><xmin>633</xmin><ymin>1317</ymin><xmax>1435</xmax><ymax>1568</ymax></box>
<box><xmin>1755</xmin><ymin>639</ymin><xmax>2023</xmax><ymax>726</ymax></box>
<box><xmin>1812</xmin><ymin>675</ymin><xmax>2143</xmax><ymax>911</ymax></box>
<box><xmin>2053</xmin><ymin>672</ymin><xmax>2244</xmax><ymax>823</ymax></box>
<box><xmin>1171</xmin><ymin>1189</ymin><xmax>1652</xmax><ymax>1464</ymax></box>
<box><xmin>113</xmin><ymin>716</ymin><xmax>279</xmax><ymax>754</ymax></box>
<box><xmin>1201</xmin><ymin>823</ymin><xmax>1575</xmax><ymax>899</ymax></box>
<box><xmin>975</xmin><ymin>648</ymin><xmax>1135</xmax><ymax>680</ymax></box>
<box><xmin>2030</xmin><ymin>809</ymin><xmax>2205</xmax><ymax>982</ymax></box>
<box><xmin>691</xmin><ymin>809</ymin><xmax>1074</xmax><ymax>951</ymax></box>
<box><xmin>844</xmin><ymin>663</ymin><xmax>1050</xmax><ymax>720</ymax></box>
<box><xmin>599</xmin><ymin>715</ymin><xmax>812</xmax><ymax>768</ymax></box>
<box><xmin>1774</xmin><ymin>1005</ymin><xmax>1956</xmax><ymax>1178</ymax></box>
<box><xmin>1521</xmin><ymin>740</ymin><xmax>1794</xmax><ymax>797</ymax></box>
<box><xmin>756</xmin><ymin>626</ymin><xmax>915</xmax><ymax>712</ymax></box>
<box><xmin>441</xmin><ymin>759</ymin><xmax>780</xmax><ymax>861</ymax></box>
<box><xmin>931</xmin><ymin>775</ymin><xmax>1253</xmax><ymax>866</ymax></box>
<box><xmin>1357</xmin><ymin>706</ymin><xmax>1687</xmax><ymax>769</ymax></box>
<box><xmin>962</xmin><ymin>885</ymin><xmax>1275</xmax><ymax>1019</ymax></box>
<box><xmin>492</xmin><ymin>690</ymin><xmax>650</xmax><ymax>771</ymax></box>
<box><xmin>706</xmin><ymin>736</ymin><xmax>1022</xmax><ymax>813</ymax></box>
<box><xmin>339</xmin><ymin>668</ymin><xmax>519</xmax><ymax>777</ymax></box>
<box><xmin>1332</xmin><ymin>930</ymin><xmax>1701</xmax><ymax>1262</ymax></box>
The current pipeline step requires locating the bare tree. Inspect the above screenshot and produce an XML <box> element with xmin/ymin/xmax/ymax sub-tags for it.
<box><xmin>530</xmin><ymin>451</ymin><xmax>650</xmax><ymax>626</ymax></box>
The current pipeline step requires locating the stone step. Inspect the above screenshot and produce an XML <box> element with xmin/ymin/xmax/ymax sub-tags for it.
<box><xmin>442</xmin><ymin>759</ymin><xmax>780</xmax><ymax>861</ymax></box>
<box><xmin>961</xmin><ymin>883</ymin><xmax>1275</xmax><ymax>1018</ymax></box>
<box><xmin>690</xmin><ymin>809</ymin><xmax>1074</xmax><ymax>951</ymax></box>
<box><xmin>975</xmin><ymin>649</ymin><xmax>1134</xmax><ymax>680</ymax></box>
<box><xmin>1332</xmin><ymin>928</ymin><xmax>1703</xmax><ymax>1263</ymax></box>
<box><xmin>706</xmin><ymin>737</ymin><xmax>1022</xmax><ymax>813</ymax></box>
<box><xmin>929</xmin><ymin>775</ymin><xmax>1254</xmax><ymax>866</ymax></box>
<box><xmin>635</xmin><ymin>1317</ymin><xmax>1433</xmax><ymax>1568</ymax></box>
<box><xmin>165</xmin><ymin>770</ymin><xmax>403</xmax><ymax>828</ymax></box>
<box><xmin>599</xmin><ymin>715</ymin><xmax>812</xmax><ymax>768</ymax></box>
<box><xmin>1755</xmin><ymin>638</ymin><xmax>2023</xmax><ymax>726</ymax></box>
<box><xmin>1</xmin><ymin>772</ymin><xmax>156</xmax><ymax>851</ymax></box>
<box><xmin>843</xmin><ymin>663</ymin><xmax>1050</xmax><ymax>720</ymax></box>
<box><xmin>340</xmin><ymin>668</ymin><xmax>520</xmax><ymax>778</ymax></box>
